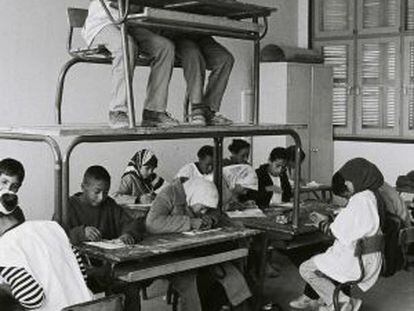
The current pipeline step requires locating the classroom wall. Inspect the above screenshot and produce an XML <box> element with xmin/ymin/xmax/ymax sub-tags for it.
<box><xmin>293</xmin><ymin>0</ymin><xmax>414</xmax><ymax>185</ymax></box>
<box><xmin>0</xmin><ymin>0</ymin><xmax>299</xmax><ymax>220</ymax></box>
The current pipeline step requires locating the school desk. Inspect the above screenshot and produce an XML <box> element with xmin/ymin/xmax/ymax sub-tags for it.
<box><xmin>78</xmin><ymin>226</ymin><xmax>266</xmax><ymax>311</ymax></box>
<box><xmin>240</xmin><ymin>201</ymin><xmax>337</xmax><ymax>250</ymax></box>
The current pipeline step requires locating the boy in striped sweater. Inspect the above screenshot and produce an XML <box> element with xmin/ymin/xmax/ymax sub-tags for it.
<box><xmin>0</xmin><ymin>190</ymin><xmax>92</xmax><ymax>311</ymax></box>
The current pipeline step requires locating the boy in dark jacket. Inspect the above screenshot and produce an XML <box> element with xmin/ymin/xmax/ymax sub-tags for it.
<box><xmin>255</xmin><ymin>147</ymin><xmax>292</xmax><ymax>208</ymax></box>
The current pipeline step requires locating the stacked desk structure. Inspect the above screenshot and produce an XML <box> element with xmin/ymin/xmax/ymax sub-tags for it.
<box><xmin>0</xmin><ymin>1</ymin><xmax>328</xmax><ymax>310</ymax></box>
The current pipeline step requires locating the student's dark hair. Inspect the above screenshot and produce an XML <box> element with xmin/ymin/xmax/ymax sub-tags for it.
<box><xmin>269</xmin><ymin>147</ymin><xmax>287</xmax><ymax>162</ymax></box>
<box><xmin>0</xmin><ymin>158</ymin><xmax>25</xmax><ymax>184</ymax></box>
<box><xmin>331</xmin><ymin>172</ymin><xmax>348</xmax><ymax>196</ymax></box>
<box><xmin>83</xmin><ymin>165</ymin><xmax>111</xmax><ymax>184</ymax></box>
<box><xmin>0</xmin><ymin>289</ymin><xmax>24</xmax><ymax>311</ymax></box>
<box><xmin>228</xmin><ymin>139</ymin><xmax>250</xmax><ymax>154</ymax></box>
<box><xmin>197</xmin><ymin>145</ymin><xmax>214</xmax><ymax>159</ymax></box>
<box><xmin>286</xmin><ymin>145</ymin><xmax>306</xmax><ymax>163</ymax></box>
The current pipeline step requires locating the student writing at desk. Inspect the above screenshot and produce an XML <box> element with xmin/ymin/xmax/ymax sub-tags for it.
<box><xmin>146</xmin><ymin>177</ymin><xmax>252</xmax><ymax>311</ymax></box>
<box><xmin>293</xmin><ymin>158</ymin><xmax>384</xmax><ymax>311</ymax></box>
<box><xmin>176</xmin><ymin>145</ymin><xmax>214</xmax><ymax>181</ymax></box>
<box><xmin>255</xmin><ymin>147</ymin><xmax>292</xmax><ymax>208</ymax></box>
<box><xmin>0</xmin><ymin>190</ymin><xmax>92</xmax><ymax>311</ymax></box>
<box><xmin>115</xmin><ymin>149</ymin><xmax>166</xmax><ymax>205</ymax></box>
<box><xmin>223</xmin><ymin>139</ymin><xmax>251</xmax><ymax>167</ymax></box>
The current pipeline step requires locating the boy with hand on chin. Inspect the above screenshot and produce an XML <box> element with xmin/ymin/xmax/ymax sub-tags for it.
<box><xmin>66</xmin><ymin>165</ymin><xmax>142</xmax><ymax>245</ymax></box>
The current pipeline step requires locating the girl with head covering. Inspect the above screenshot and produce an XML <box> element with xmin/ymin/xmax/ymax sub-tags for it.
<box><xmin>292</xmin><ymin>158</ymin><xmax>384</xmax><ymax>311</ymax></box>
<box><xmin>115</xmin><ymin>149</ymin><xmax>166</xmax><ymax>205</ymax></box>
<box><xmin>145</xmin><ymin>177</ymin><xmax>252</xmax><ymax>310</ymax></box>
<box><xmin>222</xmin><ymin>164</ymin><xmax>258</xmax><ymax>210</ymax></box>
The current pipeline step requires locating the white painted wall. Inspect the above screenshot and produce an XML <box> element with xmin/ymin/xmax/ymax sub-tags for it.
<box><xmin>0</xmin><ymin>1</ymin><xmax>298</xmax><ymax>220</ymax></box>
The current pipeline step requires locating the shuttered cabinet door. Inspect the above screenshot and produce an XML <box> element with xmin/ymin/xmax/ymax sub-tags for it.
<box><xmin>403</xmin><ymin>36</ymin><xmax>414</xmax><ymax>135</ymax></box>
<box><xmin>314</xmin><ymin>0</ymin><xmax>354</xmax><ymax>38</ymax></box>
<box><xmin>357</xmin><ymin>0</ymin><xmax>401</xmax><ymax>35</ymax></box>
<box><xmin>315</xmin><ymin>41</ymin><xmax>354</xmax><ymax>135</ymax></box>
<box><xmin>405</xmin><ymin>0</ymin><xmax>414</xmax><ymax>30</ymax></box>
<box><xmin>356</xmin><ymin>37</ymin><xmax>401</xmax><ymax>135</ymax></box>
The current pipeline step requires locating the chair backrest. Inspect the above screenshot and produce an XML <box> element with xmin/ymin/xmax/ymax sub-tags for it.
<box><xmin>62</xmin><ymin>294</ymin><xmax>125</xmax><ymax>311</ymax></box>
<box><xmin>67</xmin><ymin>8</ymin><xmax>89</xmax><ymax>29</ymax></box>
<box><xmin>354</xmin><ymin>234</ymin><xmax>384</xmax><ymax>257</ymax></box>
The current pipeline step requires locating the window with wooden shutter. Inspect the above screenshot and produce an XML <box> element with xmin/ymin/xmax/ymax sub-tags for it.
<box><xmin>357</xmin><ymin>38</ymin><xmax>400</xmax><ymax>134</ymax></box>
<box><xmin>403</xmin><ymin>37</ymin><xmax>414</xmax><ymax>134</ymax></box>
<box><xmin>357</xmin><ymin>0</ymin><xmax>400</xmax><ymax>34</ymax></box>
<box><xmin>314</xmin><ymin>0</ymin><xmax>354</xmax><ymax>38</ymax></box>
<box><xmin>405</xmin><ymin>0</ymin><xmax>414</xmax><ymax>30</ymax></box>
<box><xmin>316</xmin><ymin>42</ymin><xmax>354</xmax><ymax>134</ymax></box>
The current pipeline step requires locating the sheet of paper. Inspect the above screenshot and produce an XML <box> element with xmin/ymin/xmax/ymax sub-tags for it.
<box><xmin>182</xmin><ymin>228</ymin><xmax>222</xmax><ymax>236</ymax></box>
<box><xmin>226</xmin><ymin>208</ymin><xmax>266</xmax><ymax>218</ymax></box>
<box><xmin>85</xmin><ymin>239</ymin><xmax>126</xmax><ymax>250</ymax></box>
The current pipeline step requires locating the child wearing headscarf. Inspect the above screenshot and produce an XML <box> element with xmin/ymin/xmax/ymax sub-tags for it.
<box><xmin>222</xmin><ymin>164</ymin><xmax>258</xmax><ymax>211</ymax></box>
<box><xmin>296</xmin><ymin>158</ymin><xmax>384</xmax><ymax>311</ymax></box>
<box><xmin>115</xmin><ymin>149</ymin><xmax>167</xmax><ymax>205</ymax></box>
<box><xmin>146</xmin><ymin>177</ymin><xmax>252</xmax><ymax>310</ymax></box>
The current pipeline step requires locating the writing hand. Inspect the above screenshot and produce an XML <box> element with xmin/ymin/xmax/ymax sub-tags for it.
<box><xmin>84</xmin><ymin>226</ymin><xmax>102</xmax><ymax>242</ymax></box>
<box><xmin>119</xmin><ymin>233</ymin><xmax>135</xmax><ymax>245</ymax></box>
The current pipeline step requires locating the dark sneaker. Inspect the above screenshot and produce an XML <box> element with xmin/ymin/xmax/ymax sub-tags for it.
<box><xmin>109</xmin><ymin>111</ymin><xmax>129</xmax><ymax>129</ymax></box>
<box><xmin>142</xmin><ymin>110</ymin><xmax>179</xmax><ymax>128</ymax></box>
<box><xmin>207</xmin><ymin>112</ymin><xmax>233</xmax><ymax>126</ymax></box>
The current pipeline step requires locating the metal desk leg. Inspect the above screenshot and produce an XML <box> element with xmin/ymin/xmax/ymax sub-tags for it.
<box><xmin>118</xmin><ymin>0</ymin><xmax>136</xmax><ymax>128</ymax></box>
<box><xmin>253</xmin><ymin>18</ymin><xmax>260</xmax><ymax>125</ymax></box>
<box><xmin>254</xmin><ymin>232</ymin><xmax>269</xmax><ymax>311</ymax></box>
<box><xmin>214</xmin><ymin>137</ymin><xmax>224</xmax><ymax>210</ymax></box>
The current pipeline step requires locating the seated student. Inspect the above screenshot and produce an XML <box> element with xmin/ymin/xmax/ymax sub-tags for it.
<box><xmin>378</xmin><ymin>181</ymin><xmax>412</xmax><ymax>227</ymax></box>
<box><xmin>0</xmin><ymin>159</ymin><xmax>26</xmax><ymax>221</ymax></box>
<box><xmin>146</xmin><ymin>177</ymin><xmax>252</xmax><ymax>311</ymax></box>
<box><xmin>0</xmin><ymin>190</ymin><xmax>92</xmax><ymax>310</ymax></box>
<box><xmin>0</xmin><ymin>158</ymin><xmax>25</xmax><ymax>194</ymax></box>
<box><xmin>285</xmin><ymin>145</ymin><xmax>306</xmax><ymax>184</ymax></box>
<box><xmin>223</xmin><ymin>139</ymin><xmax>251</xmax><ymax>167</ymax></box>
<box><xmin>295</xmin><ymin>158</ymin><xmax>384</xmax><ymax>311</ymax></box>
<box><xmin>67</xmin><ymin>165</ymin><xmax>142</xmax><ymax>245</ymax></box>
<box><xmin>222</xmin><ymin>164</ymin><xmax>258</xmax><ymax>210</ymax></box>
<box><xmin>255</xmin><ymin>147</ymin><xmax>292</xmax><ymax>208</ymax></box>
<box><xmin>115</xmin><ymin>149</ymin><xmax>166</xmax><ymax>205</ymax></box>
<box><xmin>176</xmin><ymin>145</ymin><xmax>214</xmax><ymax>182</ymax></box>
<box><xmin>83</xmin><ymin>0</ymin><xmax>179</xmax><ymax>128</ymax></box>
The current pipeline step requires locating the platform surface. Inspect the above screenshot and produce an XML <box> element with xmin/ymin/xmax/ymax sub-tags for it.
<box><xmin>0</xmin><ymin>123</ymin><xmax>307</xmax><ymax>138</ymax></box>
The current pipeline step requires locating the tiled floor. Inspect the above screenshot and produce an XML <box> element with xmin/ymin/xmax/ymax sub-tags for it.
<box><xmin>141</xmin><ymin>253</ymin><xmax>414</xmax><ymax>310</ymax></box>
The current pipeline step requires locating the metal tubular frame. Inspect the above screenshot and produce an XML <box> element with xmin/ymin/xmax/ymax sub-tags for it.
<box><xmin>60</xmin><ymin>127</ymin><xmax>302</xmax><ymax>228</ymax></box>
<box><xmin>0</xmin><ymin>134</ymin><xmax>62</xmax><ymax>220</ymax></box>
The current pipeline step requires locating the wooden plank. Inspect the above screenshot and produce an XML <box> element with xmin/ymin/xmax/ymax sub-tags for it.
<box><xmin>0</xmin><ymin>123</ymin><xmax>308</xmax><ymax>137</ymax></box>
<box><xmin>116</xmin><ymin>248</ymin><xmax>248</xmax><ymax>282</ymax></box>
<box><xmin>80</xmin><ymin>227</ymin><xmax>259</xmax><ymax>263</ymax></box>
<box><xmin>128</xmin><ymin>7</ymin><xmax>262</xmax><ymax>34</ymax></box>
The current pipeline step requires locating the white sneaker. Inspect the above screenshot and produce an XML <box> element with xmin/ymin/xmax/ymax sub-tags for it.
<box><xmin>289</xmin><ymin>295</ymin><xmax>320</xmax><ymax>309</ymax></box>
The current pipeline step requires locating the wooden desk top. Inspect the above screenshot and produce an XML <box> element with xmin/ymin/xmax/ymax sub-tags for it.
<box><xmin>241</xmin><ymin>201</ymin><xmax>340</xmax><ymax>242</ymax></box>
<box><xmin>111</xmin><ymin>0</ymin><xmax>277</xmax><ymax>19</ymax></box>
<box><xmin>0</xmin><ymin>123</ymin><xmax>307</xmax><ymax>138</ymax></box>
<box><xmin>79</xmin><ymin>227</ymin><xmax>260</xmax><ymax>263</ymax></box>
